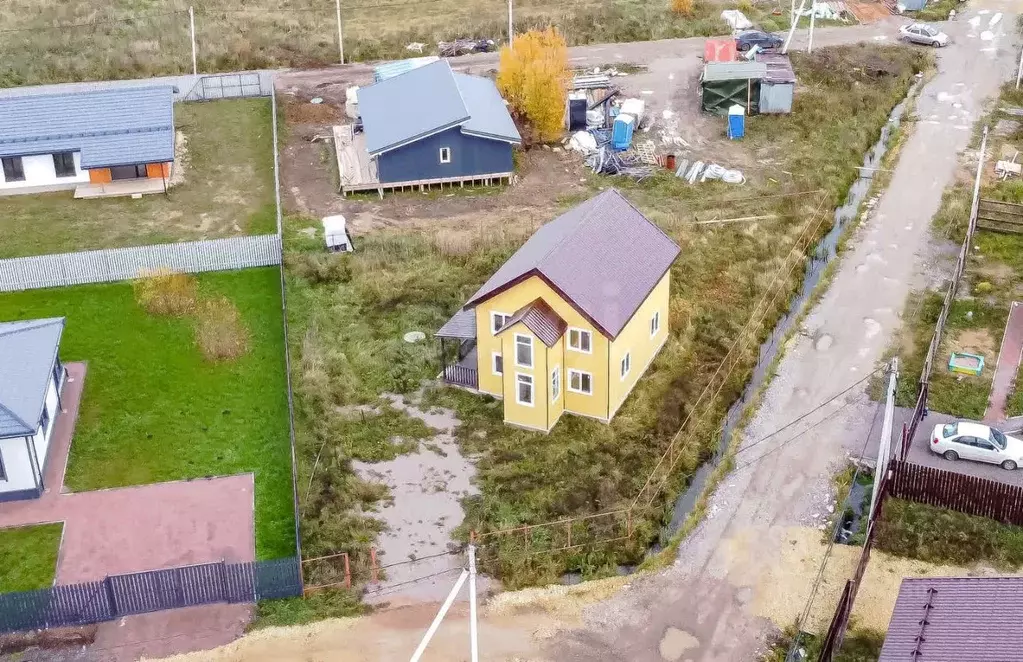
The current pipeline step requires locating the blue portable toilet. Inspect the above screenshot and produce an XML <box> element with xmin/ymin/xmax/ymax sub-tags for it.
<box><xmin>727</xmin><ymin>104</ymin><xmax>745</xmax><ymax>140</ymax></box>
<box><xmin>612</xmin><ymin>114</ymin><xmax>635</xmax><ymax>150</ymax></box>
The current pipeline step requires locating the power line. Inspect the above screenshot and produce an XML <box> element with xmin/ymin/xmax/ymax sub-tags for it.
<box><xmin>364</xmin><ymin>567</ymin><xmax>463</xmax><ymax>598</ymax></box>
<box><xmin>783</xmin><ymin>375</ymin><xmax>887</xmax><ymax>662</ymax></box>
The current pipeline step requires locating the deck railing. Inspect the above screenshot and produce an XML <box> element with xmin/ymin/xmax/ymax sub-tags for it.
<box><xmin>443</xmin><ymin>365</ymin><xmax>478</xmax><ymax>390</ymax></box>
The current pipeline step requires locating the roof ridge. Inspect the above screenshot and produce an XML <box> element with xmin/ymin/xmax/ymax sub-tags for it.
<box><xmin>610</xmin><ymin>188</ymin><xmax>679</xmax><ymax>246</ymax></box>
<box><xmin>0</xmin><ymin>317</ymin><xmax>64</xmax><ymax>339</ymax></box>
<box><xmin>0</xmin><ymin>399</ymin><xmax>33</xmax><ymax>434</ymax></box>
<box><xmin>447</xmin><ymin>62</ymin><xmax>473</xmax><ymax>123</ymax></box>
<box><xmin>0</xmin><ymin>85</ymin><xmax>174</xmax><ymax>104</ymax></box>
<box><xmin>535</xmin><ymin>190</ymin><xmax>616</xmax><ymax>271</ymax></box>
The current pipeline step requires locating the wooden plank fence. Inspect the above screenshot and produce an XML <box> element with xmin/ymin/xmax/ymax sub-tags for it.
<box><xmin>977</xmin><ymin>198</ymin><xmax>1023</xmax><ymax>234</ymax></box>
<box><xmin>888</xmin><ymin>459</ymin><xmax>1023</xmax><ymax>525</ymax></box>
<box><xmin>0</xmin><ymin>557</ymin><xmax>300</xmax><ymax>634</ymax></box>
<box><xmin>0</xmin><ymin>234</ymin><xmax>282</xmax><ymax>293</ymax></box>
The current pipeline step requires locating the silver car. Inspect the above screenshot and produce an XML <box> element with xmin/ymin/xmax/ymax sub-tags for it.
<box><xmin>930</xmin><ymin>421</ymin><xmax>1023</xmax><ymax>470</ymax></box>
<box><xmin>899</xmin><ymin>23</ymin><xmax>949</xmax><ymax>47</ymax></box>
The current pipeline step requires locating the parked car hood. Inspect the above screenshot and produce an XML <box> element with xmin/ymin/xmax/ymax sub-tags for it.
<box><xmin>1005</xmin><ymin>434</ymin><xmax>1023</xmax><ymax>458</ymax></box>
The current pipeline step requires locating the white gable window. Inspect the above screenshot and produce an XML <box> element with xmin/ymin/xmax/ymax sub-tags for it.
<box><xmin>620</xmin><ymin>352</ymin><xmax>631</xmax><ymax>379</ymax></box>
<box><xmin>568</xmin><ymin>328</ymin><xmax>592</xmax><ymax>354</ymax></box>
<box><xmin>551</xmin><ymin>365</ymin><xmax>561</xmax><ymax>402</ymax></box>
<box><xmin>650</xmin><ymin>311</ymin><xmax>661</xmax><ymax>337</ymax></box>
<box><xmin>515</xmin><ymin>334</ymin><xmax>533</xmax><ymax>368</ymax></box>
<box><xmin>439</xmin><ymin>147</ymin><xmax>452</xmax><ymax>164</ymax></box>
<box><xmin>491</xmin><ymin>311</ymin><xmax>511</xmax><ymax>335</ymax></box>
<box><xmin>569</xmin><ymin>369</ymin><xmax>592</xmax><ymax>395</ymax></box>
<box><xmin>516</xmin><ymin>373</ymin><xmax>534</xmax><ymax>406</ymax></box>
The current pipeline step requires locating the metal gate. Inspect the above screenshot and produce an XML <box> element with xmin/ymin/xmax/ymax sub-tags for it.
<box><xmin>183</xmin><ymin>72</ymin><xmax>271</xmax><ymax>101</ymax></box>
<box><xmin>108</xmin><ymin>561</ymin><xmax>225</xmax><ymax>616</ymax></box>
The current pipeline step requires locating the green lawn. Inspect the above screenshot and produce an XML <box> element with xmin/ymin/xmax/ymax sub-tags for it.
<box><xmin>0</xmin><ymin>99</ymin><xmax>276</xmax><ymax>259</ymax></box>
<box><xmin>0</xmin><ymin>268</ymin><xmax>294</xmax><ymax>558</ymax></box>
<box><xmin>0</xmin><ymin>523</ymin><xmax>63</xmax><ymax>592</ymax></box>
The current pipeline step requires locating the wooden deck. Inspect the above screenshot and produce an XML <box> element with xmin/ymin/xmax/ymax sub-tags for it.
<box><xmin>74</xmin><ymin>178</ymin><xmax>167</xmax><ymax>199</ymax></box>
<box><xmin>332</xmin><ymin>123</ymin><xmax>514</xmax><ymax>197</ymax></box>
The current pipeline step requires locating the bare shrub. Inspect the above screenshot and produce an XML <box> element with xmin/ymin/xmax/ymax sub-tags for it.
<box><xmin>194</xmin><ymin>296</ymin><xmax>249</xmax><ymax>361</ymax></box>
<box><xmin>132</xmin><ymin>268</ymin><xmax>198</xmax><ymax>317</ymax></box>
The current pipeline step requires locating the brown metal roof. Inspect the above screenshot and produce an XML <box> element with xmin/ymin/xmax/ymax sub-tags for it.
<box><xmin>497</xmin><ymin>299</ymin><xmax>567</xmax><ymax>347</ymax></box>
<box><xmin>757</xmin><ymin>53</ymin><xmax>796</xmax><ymax>84</ymax></box>
<box><xmin>463</xmin><ymin>189</ymin><xmax>680</xmax><ymax>339</ymax></box>
<box><xmin>879</xmin><ymin>576</ymin><xmax>1023</xmax><ymax>661</ymax></box>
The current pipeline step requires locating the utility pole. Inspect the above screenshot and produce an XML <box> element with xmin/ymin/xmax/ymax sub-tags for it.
<box><xmin>869</xmin><ymin>357</ymin><xmax>898</xmax><ymax>521</ymax></box>
<box><xmin>335</xmin><ymin>0</ymin><xmax>345</xmax><ymax>64</ymax></box>
<box><xmin>807</xmin><ymin>2</ymin><xmax>817</xmax><ymax>53</ymax></box>
<box><xmin>189</xmin><ymin>6</ymin><xmax>198</xmax><ymax>76</ymax></box>
<box><xmin>508</xmin><ymin>0</ymin><xmax>514</xmax><ymax>48</ymax></box>
<box><xmin>409</xmin><ymin>569</ymin><xmax>470</xmax><ymax>662</ymax></box>
<box><xmin>469</xmin><ymin>544</ymin><xmax>479</xmax><ymax>662</ymax></box>
<box><xmin>782</xmin><ymin>0</ymin><xmax>807</xmax><ymax>54</ymax></box>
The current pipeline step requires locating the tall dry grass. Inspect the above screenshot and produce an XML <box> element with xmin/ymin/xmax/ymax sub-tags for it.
<box><xmin>194</xmin><ymin>296</ymin><xmax>250</xmax><ymax>361</ymax></box>
<box><xmin>132</xmin><ymin>268</ymin><xmax>198</xmax><ymax>317</ymax></box>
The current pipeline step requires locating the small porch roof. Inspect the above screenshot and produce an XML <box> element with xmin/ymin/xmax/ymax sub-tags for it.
<box><xmin>496</xmin><ymin>299</ymin><xmax>567</xmax><ymax>348</ymax></box>
<box><xmin>436</xmin><ymin>308</ymin><xmax>477</xmax><ymax>339</ymax></box>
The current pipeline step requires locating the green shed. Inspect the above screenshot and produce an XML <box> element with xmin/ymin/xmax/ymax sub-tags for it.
<box><xmin>701</xmin><ymin>61</ymin><xmax>768</xmax><ymax>115</ymax></box>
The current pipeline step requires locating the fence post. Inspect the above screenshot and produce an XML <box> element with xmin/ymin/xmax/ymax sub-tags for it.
<box><xmin>104</xmin><ymin>577</ymin><xmax>118</xmax><ymax>617</ymax></box>
<box><xmin>344</xmin><ymin>553</ymin><xmax>351</xmax><ymax>589</ymax></box>
<box><xmin>220</xmin><ymin>558</ymin><xmax>230</xmax><ymax>602</ymax></box>
<box><xmin>370</xmin><ymin>547</ymin><xmax>379</xmax><ymax>582</ymax></box>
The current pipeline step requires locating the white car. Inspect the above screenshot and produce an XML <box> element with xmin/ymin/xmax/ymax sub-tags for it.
<box><xmin>930</xmin><ymin>421</ymin><xmax>1023</xmax><ymax>470</ymax></box>
<box><xmin>899</xmin><ymin>23</ymin><xmax>950</xmax><ymax>47</ymax></box>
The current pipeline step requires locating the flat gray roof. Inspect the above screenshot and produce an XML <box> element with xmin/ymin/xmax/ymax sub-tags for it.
<box><xmin>703</xmin><ymin>61</ymin><xmax>768</xmax><ymax>82</ymax></box>
<box><xmin>0</xmin><ymin>318</ymin><xmax>64</xmax><ymax>438</ymax></box>
<box><xmin>0</xmin><ymin>87</ymin><xmax>175</xmax><ymax>169</ymax></box>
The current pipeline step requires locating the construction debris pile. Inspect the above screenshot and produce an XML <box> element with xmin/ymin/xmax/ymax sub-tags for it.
<box><xmin>561</xmin><ymin>65</ymin><xmax>746</xmax><ymax>184</ymax></box>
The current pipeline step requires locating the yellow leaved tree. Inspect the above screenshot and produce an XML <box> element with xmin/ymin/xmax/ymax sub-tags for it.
<box><xmin>496</xmin><ymin>27</ymin><xmax>570</xmax><ymax>144</ymax></box>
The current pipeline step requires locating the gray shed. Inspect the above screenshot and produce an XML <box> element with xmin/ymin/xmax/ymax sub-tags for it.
<box><xmin>700</xmin><ymin>61</ymin><xmax>767</xmax><ymax>115</ymax></box>
<box><xmin>758</xmin><ymin>54</ymin><xmax>796</xmax><ymax>114</ymax></box>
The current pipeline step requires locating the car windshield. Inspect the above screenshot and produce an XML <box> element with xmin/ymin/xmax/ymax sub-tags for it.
<box><xmin>942</xmin><ymin>422</ymin><xmax>958</xmax><ymax>437</ymax></box>
<box><xmin>992</xmin><ymin>428</ymin><xmax>1008</xmax><ymax>450</ymax></box>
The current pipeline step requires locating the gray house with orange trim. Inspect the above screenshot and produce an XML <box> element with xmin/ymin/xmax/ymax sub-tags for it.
<box><xmin>0</xmin><ymin>87</ymin><xmax>175</xmax><ymax>197</ymax></box>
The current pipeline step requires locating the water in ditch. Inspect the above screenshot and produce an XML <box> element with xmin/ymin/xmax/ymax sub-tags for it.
<box><xmin>560</xmin><ymin>79</ymin><xmax>921</xmax><ymax>582</ymax></box>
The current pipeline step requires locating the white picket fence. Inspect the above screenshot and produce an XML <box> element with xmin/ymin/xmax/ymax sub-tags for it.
<box><xmin>0</xmin><ymin>234</ymin><xmax>281</xmax><ymax>292</ymax></box>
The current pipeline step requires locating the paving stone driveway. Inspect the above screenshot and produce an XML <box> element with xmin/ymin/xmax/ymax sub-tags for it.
<box><xmin>0</xmin><ymin>363</ymin><xmax>256</xmax><ymax>584</ymax></box>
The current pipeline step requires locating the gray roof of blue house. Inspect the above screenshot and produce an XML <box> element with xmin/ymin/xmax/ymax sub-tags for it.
<box><xmin>359</xmin><ymin>60</ymin><xmax>520</xmax><ymax>156</ymax></box>
<box><xmin>462</xmin><ymin>189</ymin><xmax>681</xmax><ymax>339</ymax></box>
<box><xmin>0</xmin><ymin>87</ymin><xmax>175</xmax><ymax>169</ymax></box>
<box><xmin>0</xmin><ymin>318</ymin><xmax>64</xmax><ymax>438</ymax></box>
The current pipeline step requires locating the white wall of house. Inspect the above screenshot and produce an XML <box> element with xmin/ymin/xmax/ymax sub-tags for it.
<box><xmin>0</xmin><ymin>436</ymin><xmax>38</xmax><ymax>495</ymax></box>
<box><xmin>32</xmin><ymin>375</ymin><xmax>60</xmax><ymax>471</ymax></box>
<box><xmin>0</xmin><ymin>152</ymin><xmax>90</xmax><ymax>191</ymax></box>
<box><xmin>0</xmin><ymin>370</ymin><xmax>59</xmax><ymax>498</ymax></box>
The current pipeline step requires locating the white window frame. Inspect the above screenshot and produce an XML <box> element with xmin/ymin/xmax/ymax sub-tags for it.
<box><xmin>491</xmin><ymin>311</ymin><xmax>511</xmax><ymax>335</ymax></box>
<box><xmin>620</xmin><ymin>352</ymin><xmax>631</xmax><ymax>380</ymax></box>
<box><xmin>439</xmin><ymin>147</ymin><xmax>452</xmax><ymax>164</ymax></box>
<box><xmin>568</xmin><ymin>369</ymin><xmax>593</xmax><ymax>395</ymax></box>
<box><xmin>650</xmin><ymin>311</ymin><xmax>661</xmax><ymax>338</ymax></box>
<box><xmin>551</xmin><ymin>365</ymin><xmax>561</xmax><ymax>403</ymax></box>
<box><xmin>516</xmin><ymin>373</ymin><xmax>534</xmax><ymax>407</ymax></box>
<box><xmin>492</xmin><ymin>351</ymin><xmax>503</xmax><ymax>376</ymax></box>
<box><xmin>568</xmin><ymin>327</ymin><xmax>592</xmax><ymax>354</ymax></box>
<box><xmin>515</xmin><ymin>333</ymin><xmax>533</xmax><ymax>368</ymax></box>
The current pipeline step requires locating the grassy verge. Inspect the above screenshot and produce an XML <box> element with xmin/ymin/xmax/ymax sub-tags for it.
<box><xmin>0</xmin><ymin>0</ymin><xmax>817</xmax><ymax>86</ymax></box>
<box><xmin>0</xmin><ymin>99</ymin><xmax>276</xmax><ymax>258</ymax></box>
<box><xmin>875</xmin><ymin>498</ymin><xmax>1023</xmax><ymax>568</ymax></box>
<box><xmin>906</xmin><ymin>0</ymin><xmax>958</xmax><ymax>22</ymax></box>
<box><xmin>250</xmin><ymin>590</ymin><xmax>368</xmax><ymax>629</ymax></box>
<box><xmin>283</xmin><ymin>45</ymin><xmax>928</xmax><ymax>591</ymax></box>
<box><xmin>0</xmin><ymin>524</ymin><xmax>63</xmax><ymax>592</ymax></box>
<box><xmin>762</xmin><ymin>625</ymin><xmax>886</xmax><ymax>662</ymax></box>
<box><xmin>0</xmin><ymin>269</ymin><xmax>294</xmax><ymax>559</ymax></box>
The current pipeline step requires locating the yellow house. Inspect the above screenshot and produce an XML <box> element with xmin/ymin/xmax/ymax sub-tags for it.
<box><xmin>436</xmin><ymin>189</ymin><xmax>681</xmax><ymax>432</ymax></box>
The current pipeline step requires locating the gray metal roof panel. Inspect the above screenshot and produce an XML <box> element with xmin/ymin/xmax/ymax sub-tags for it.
<box><xmin>360</xmin><ymin>60</ymin><xmax>471</xmax><ymax>155</ymax></box>
<box><xmin>0</xmin><ymin>87</ymin><xmax>175</xmax><ymax>168</ymax></box>
<box><xmin>452</xmin><ymin>73</ymin><xmax>521</xmax><ymax>144</ymax></box>
<box><xmin>436</xmin><ymin>308</ymin><xmax>477</xmax><ymax>339</ymax></box>
<box><xmin>0</xmin><ymin>318</ymin><xmax>64</xmax><ymax>438</ymax></box>
<box><xmin>465</xmin><ymin>190</ymin><xmax>680</xmax><ymax>338</ymax></box>
<box><xmin>702</xmin><ymin>61</ymin><xmax>768</xmax><ymax>82</ymax></box>
<box><xmin>879</xmin><ymin>576</ymin><xmax>1023</xmax><ymax>662</ymax></box>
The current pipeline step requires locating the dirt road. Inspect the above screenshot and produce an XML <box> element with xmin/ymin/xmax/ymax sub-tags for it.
<box><xmin>149</xmin><ymin>10</ymin><xmax>1023</xmax><ymax>662</ymax></box>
